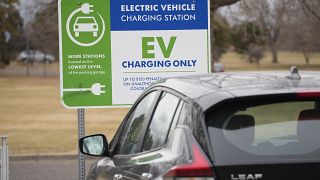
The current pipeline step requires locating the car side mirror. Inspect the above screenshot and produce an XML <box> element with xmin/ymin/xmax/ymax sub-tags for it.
<box><xmin>79</xmin><ymin>134</ymin><xmax>109</xmax><ymax>157</ymax></box>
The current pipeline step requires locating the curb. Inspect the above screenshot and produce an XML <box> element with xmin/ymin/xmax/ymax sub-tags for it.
<box><xmin>10</xmin><ymin>154</ymin><xmax>98</xmax><ymax>161</ymax></box>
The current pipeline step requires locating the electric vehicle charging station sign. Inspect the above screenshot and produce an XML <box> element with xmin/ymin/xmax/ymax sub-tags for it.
<box><xmin>59</xmin><ymin>0</ymin><xmax>210</xmax><ymax>108</ymax></box>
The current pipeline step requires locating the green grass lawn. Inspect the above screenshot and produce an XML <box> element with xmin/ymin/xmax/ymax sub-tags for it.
<box><xmin>221</xmin><ymin>51</ymin><xmax>320</xmax><ymax>71</ymax></box>
<box><xmin>0</xmin><ymin>77</ymin><xmax>128</xmax><ymax>154</ymax></box>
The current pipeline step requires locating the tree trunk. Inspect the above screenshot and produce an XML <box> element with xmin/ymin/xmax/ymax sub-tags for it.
<box><xmin>1</xmin><ymin>43</ymin><xmax>9</xmax><ymax>65</ymax></box>
<box><xmin>303</xmin><ymin>51</ymin><xmax>310</xmax><ymax>65</ymax></box>
<box><xmin>271</xmin><ymin>46</ymin><xmax>278</xmax><ymax>64</ymax></box>
<box><xmin>248</xmin><ymin>55</ymin><xmax>254</xmax><ymax>64</ymax></box>
<box><xmin>256</xmin><ymin>61</ymin><xmax>260</xmax><ymax>68</ymax></box>
<box><xmin>211</xmin><ymin>0</ymin><xmax>240</xmax><ymax>10</ymax></box>
<box><xmin>0</xmin><ymin>51</ymin><xmax>4</xmax><ymax>67</ymax></box>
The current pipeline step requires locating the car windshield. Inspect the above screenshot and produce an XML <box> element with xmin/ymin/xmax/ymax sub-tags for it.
<box><xmin>76</xmin><ymin>17</ymin><xmax>95</xmax><ymax>24</ymax></box>
<box><xmin>206</xmin><ymin>95</ymin><xmax>320</xmax><ymax>165</ymax></box>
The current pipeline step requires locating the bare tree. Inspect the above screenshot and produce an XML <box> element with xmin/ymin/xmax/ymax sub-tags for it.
<box><xmin>239</xmin><ymin>0</ymin><xmax>289</xmax><ymax>64</ymax></box>
<box><xmin>211</xmin><ymin>0</ymin><xmax>241</xmax><ymax>11</ymax></box>
<box><xmin>299</xmin><ymin>0</ymin><xmax>320</xmax><ymax>21</ymax></box>
<box><xmin>29</xmin><ymin>1</ymin><xmax>58</xmax><ymax>58</ymax></box>
<box><xmin>281</xmin><ymin>0</ymin><xmax>320</xmax><ymax>64</ymax></box>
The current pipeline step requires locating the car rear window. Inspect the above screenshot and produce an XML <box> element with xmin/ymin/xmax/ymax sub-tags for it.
<box><xmin>206</xmin><ymin>95</ymin><xmax>320</xmax><ymax>165</ymax></box>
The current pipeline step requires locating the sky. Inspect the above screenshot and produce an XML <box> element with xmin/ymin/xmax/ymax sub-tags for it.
<box><xmin>18</xmin><ymin>0</ymin><xmax>52</xmax><ymax>26</ymax></box>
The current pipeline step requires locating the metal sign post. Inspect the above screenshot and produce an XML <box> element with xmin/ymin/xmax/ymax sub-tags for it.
<box><xmin>0</xmin><ymin>135</ymin><xmax>9</xmax><ymax>180</ymax></box>
<box><xmin>78</xmin><ymin>109</ymin><xmax>85</xmax><ymax>180</ymax></box>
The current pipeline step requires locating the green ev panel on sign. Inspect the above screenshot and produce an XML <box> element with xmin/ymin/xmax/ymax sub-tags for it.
<box><xmin>59</xmin><ymin>0</ymin><xmax>210</xmax><ymax>108</ymax></box>
<box><xmin>59</xmin><ymin>1</ymin><xmax>112</xmax><ymax>108</ymax></box>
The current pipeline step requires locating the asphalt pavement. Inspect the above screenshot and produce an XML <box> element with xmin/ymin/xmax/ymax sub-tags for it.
<box><xmin>9</xmin><ymin>155</ymin><xmax>98</xmax><ymax>180</ymax></box>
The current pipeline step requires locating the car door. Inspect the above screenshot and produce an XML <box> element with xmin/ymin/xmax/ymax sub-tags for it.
<box><xmin>95</xmin><ymin>91</ymin><xmax>159</xmax><ymax>180</ymax></box>
<box><xmin>113</xmin><ymin>91</ymin><xmax>183</xmax><ymax>179</ymax></box>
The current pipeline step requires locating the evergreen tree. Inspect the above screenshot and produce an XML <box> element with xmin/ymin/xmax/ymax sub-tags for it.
<box><xmin>231</xmin><ymin>22</ymin><xmax>265</xmax><ymax>65</ymax></box>
<box><xmin>0</xmin><ymin>0</ymin><xmax>23</xmax><ymax>66</ymax></box>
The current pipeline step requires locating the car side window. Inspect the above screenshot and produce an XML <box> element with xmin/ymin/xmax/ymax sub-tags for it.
<box><xmin>118</xmin><ymin>91</ymin><xmax>158</xmax><ymax>155</ymax></box>
<box><xmin>143</xmin><ymin>92</ymin><xmax>180</xmax><ymax>151</ymax></box>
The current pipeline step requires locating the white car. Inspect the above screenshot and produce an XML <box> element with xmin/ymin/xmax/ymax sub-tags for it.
<box><xmin>213</xmin><ymin>62</ymin><xmax>225</xmax><ymax>72</ymax></box>
<box><xmin>17</xmin><ymin>50</ymin><xmax>55</xmax><ymax>64</ymax></box>
<box><xmin>73</xmin><ymin>17</ymin><xmax>98</xmax><ymax>37</ymax></box>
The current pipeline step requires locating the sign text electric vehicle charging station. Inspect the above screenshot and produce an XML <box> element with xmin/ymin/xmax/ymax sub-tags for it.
<box><xmin>59</xmin><ymin>0</ymin><xmax>210</xmax><ymax>108</ymax></box>
<box><xmin>59</xmin><ymin>0</ymin><xmax>209</xmax><ymax>179</ymax></box>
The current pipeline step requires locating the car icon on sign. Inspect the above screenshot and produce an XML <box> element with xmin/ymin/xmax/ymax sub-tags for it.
<box><xmin>73</xmin><ymin>16</ymin><xmax>98</xmax><ymax>37</ymax></box>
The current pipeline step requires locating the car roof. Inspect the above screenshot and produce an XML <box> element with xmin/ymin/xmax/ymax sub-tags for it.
<box><xmin>150</xmin><ymin>71</ymin><xmax>320</xmax><ymax>110</ymax></box>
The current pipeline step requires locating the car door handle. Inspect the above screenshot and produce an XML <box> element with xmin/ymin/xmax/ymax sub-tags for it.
<box><xmin>114</xmin><ymin>174</ymin><xmax>123</xmax><ymax>180</ymax></box>
<box><xmin>141</xmin><ymin>173</ymin><xmax>152</xmax><ymax>180</ymax></box>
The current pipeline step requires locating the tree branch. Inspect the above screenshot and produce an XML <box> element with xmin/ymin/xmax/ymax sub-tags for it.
<box><xmin>300</xmin><ymin>0</ymin><xmax>320</xmax><ymax>21</ymax></box>
<box><xmin>211</xmin><ymin>0</ymin><xmax>240</xmax><ymax>11</ymax></box>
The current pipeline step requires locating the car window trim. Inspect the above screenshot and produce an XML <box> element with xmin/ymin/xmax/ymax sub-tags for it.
<box><xmin>114</xmin><ymin>142</ymin><xmax>164</xmax><ymax>159</ymax></box>
<box><xmin>121</xmin><ymin>90</ymin><xmax>161</xmax><ymax>154</ymax></box>
<box><xmin>111</xmin><ymin>86</ymin><xmax>193</xmax><ymax>157</ymax></box>
<box><xmin>151</xmin><ymin>86</ymin><xmax>190</xmax><ymax>102</ymax></box>
<box><xmin>110</xmin><ymin>90</ymin><xmax>161</xmax><ymax>155</ymax></box>
<box><xmin>165</xmin><ymin>100</ymin><xmax>184</xmax><ymax>145</ymax></box>
<box><xmin>136</xmin><ymin>86</ymin><xmax>193</xmax><ymax>154</ymax></box>
<box><xmin>134</xmin><ymin>91</ymin><xmax>164</xmax><ymax>153</ymax></box>
<box><xmin>114</xmin><ymin>100</ymin><xmax>183</xmax><ymax>158</ymax></box>
<box><xmin>140</xmin><ymin>94</ymin><xmax>182</xmax><ymax>152</ymax></box>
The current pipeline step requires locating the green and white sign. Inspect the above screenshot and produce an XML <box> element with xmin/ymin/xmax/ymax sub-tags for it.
<box><xmin>59</xmin><ymin>1</ymin><xmax>111</xmax><ymax>108</ymax></box>
<box><xmin>59</xmin><ymin>0</ymin><xmax>210</xmax><ymax>108</ymax></box>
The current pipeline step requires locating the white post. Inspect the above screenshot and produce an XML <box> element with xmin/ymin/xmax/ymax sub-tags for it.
<box><xmin>0</xmin><ymin>135</ymin><xmax>9</xmax><ymax>180</ymax></box>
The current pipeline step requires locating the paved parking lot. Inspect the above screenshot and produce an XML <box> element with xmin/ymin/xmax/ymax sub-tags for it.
<box><xmin>9</xmin><ymin>155</ymin><xmax>97</xmax><ymax>180</ymax></box>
